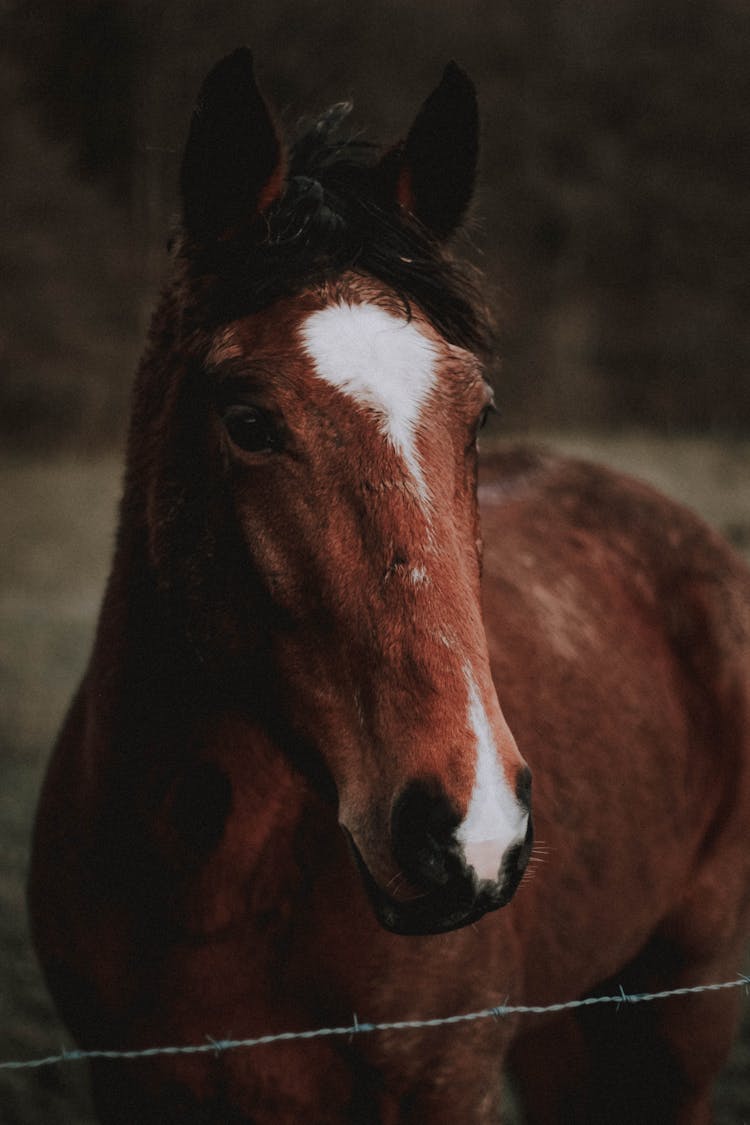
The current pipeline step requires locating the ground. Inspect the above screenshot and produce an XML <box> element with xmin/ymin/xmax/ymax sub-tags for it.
<box><xmin>1</xmin><ymin>434</ymin><xmax>749</xmax><ymax>1124</ymax></box>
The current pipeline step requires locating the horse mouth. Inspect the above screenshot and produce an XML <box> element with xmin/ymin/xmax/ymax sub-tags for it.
<box><xmin>346</xmin><ymin>834</ymin><xmax>525</xmax><ymax>936</ymax></box>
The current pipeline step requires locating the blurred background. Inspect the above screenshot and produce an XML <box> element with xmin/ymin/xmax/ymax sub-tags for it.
<box><xmin>3</xmin><ymin>0</ymin><xmax>750</xmax><ymax>448</ymax></box>
<box><xmin>1</xmin><ymin>2</ymin><xmax>749</xmax><ymax>1122</ymax></box>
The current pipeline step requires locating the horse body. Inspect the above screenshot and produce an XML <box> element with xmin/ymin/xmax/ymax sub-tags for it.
<box><xmin>29</xmin><ymin>50</ymin><xmax>750</xmax><ymax>1123</ymax></box>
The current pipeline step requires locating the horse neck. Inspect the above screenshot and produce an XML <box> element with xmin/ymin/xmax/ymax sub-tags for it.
<box><xmin>87</xmin><ymin>313</ymin><xmax>226</xmax><ymax>743</ymax></box>
<box><xmin>85</xmin><ymin>515</ymin><xmax>194</xmax><ymax>737</ymax></box>
<box><xmin>81</xmin><ymin>522</ymin><xmax>324</xmax><ymax>894</ymax></box>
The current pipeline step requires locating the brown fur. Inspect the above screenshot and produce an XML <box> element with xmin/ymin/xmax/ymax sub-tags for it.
<box><xmin>28</xmin><ymin>53</ymin><xmax>750</xmax><ymax>1124</ymax></box>
<box><xmin>29</xmin><ymin>430</ymin><xmax>750</xmax><ymax>1122</ymax></box>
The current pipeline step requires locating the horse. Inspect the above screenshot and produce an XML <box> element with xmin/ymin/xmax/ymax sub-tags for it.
<box><xmin>29</xmin><ymin>49</ymin><xmax>750</xmax><ymax>1124</ymax></box>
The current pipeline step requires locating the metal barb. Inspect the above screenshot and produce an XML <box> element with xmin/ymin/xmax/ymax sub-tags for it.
<box><xmin>0</xmin><ymin>977</ymin><xmax>747</xmax><ymax>1073</ymax></box>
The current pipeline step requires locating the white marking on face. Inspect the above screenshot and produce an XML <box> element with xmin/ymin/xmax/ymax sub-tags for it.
<box><xmin>456</xmin><ymin>666</ymin><xmax>528</xmax><ymax>882</ymax></box>
<box><xmin>300</xmin><ymin>303</ymin><xmax>438</xmax><ymax>504</ymax></box>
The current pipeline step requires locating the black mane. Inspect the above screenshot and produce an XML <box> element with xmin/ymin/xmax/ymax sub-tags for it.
<box><xmin>181</xmin><ymin>106</ymin><xmax>493</xmax><ymax>357</ymax></box>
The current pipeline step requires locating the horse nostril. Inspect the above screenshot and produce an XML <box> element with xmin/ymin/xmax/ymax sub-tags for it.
<box><xmin>391</xmin><ymin>780</ymin><xmax>462</xmax><ymax>889</ymax></box>
<box><xmin>498</xmin><ymin>813</ymin><xmax>534</xmax><ymax>904</ymax></box>
<box><xmin>515</xmin><ymin>765</ymin><xmax>532</xmax><ymax>813</ymax></box>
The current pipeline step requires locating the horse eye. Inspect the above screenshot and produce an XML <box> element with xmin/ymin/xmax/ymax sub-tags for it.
<box><xmin>469</xmin><ymin>403</ymin><xmax>495</xmax><ymax>448</ymax></box>
<box><xmin>222</xmin><ymin>404</ymin><xmax>280</xmax><ymax>453</ymax></box>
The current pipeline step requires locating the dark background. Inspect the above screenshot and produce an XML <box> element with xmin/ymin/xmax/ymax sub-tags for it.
<box><xmin>1</xmin><ymin>5</ymin><xmax>749</xmax><ymax>1122</ymax></box>
<box><xmin>3</xmin><ymin>0</ymin><xmax>750</xmax><ymax>450</ymax></box>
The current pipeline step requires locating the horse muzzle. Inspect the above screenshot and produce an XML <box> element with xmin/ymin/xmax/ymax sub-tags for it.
<box><xmin>345</xmin><ymin>781</ymin><xmax>533</xmax><ymax>936</ymax></box>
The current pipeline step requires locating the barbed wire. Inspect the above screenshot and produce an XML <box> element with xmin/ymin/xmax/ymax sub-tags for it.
<box><xmin>2</xmin><ymin>975</ymin><xmax>748</xmax><ymax>1072</ymax></box>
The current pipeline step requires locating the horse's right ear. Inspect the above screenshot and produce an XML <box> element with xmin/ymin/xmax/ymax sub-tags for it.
<box><xmin>180</xmin><ymin>48</ymin><xmax>284</xmax><ymax>243</ymax></box>
<box><xmin>378</xmin><ymin>62</ymin><xmax>478</xmax><ymax>240</ymax></box>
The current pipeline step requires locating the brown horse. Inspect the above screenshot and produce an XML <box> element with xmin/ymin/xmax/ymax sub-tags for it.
<box><xmin>29</xmin><ymin>50</ymin><xmax>750</xmax><ymax>1123</ymax></box>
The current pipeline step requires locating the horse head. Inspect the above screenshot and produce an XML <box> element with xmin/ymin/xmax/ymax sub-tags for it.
<box><xmin>138</xmin><ymin>49</ymin><xmax>532</xmax><ymax>935</ymax></box>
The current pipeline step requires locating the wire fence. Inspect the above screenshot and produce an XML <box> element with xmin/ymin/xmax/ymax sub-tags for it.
<box><xmin>2</xmin><ymin>975</ymin><xmax>748</xmax><ymax>1072</ymax></box>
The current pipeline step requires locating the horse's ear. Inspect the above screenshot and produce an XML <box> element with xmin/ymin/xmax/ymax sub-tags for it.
<box><xmin>180</xmin><ymin>48</ymin><xmax>284</xmax><ymax>242</ymax></box>
<box><xmin>380</xmin><ymin>62</ymin><xmax>478</xmax><ymax>240</ymax></box>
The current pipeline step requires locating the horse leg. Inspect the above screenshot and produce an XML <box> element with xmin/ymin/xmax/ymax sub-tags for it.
<box><xmin>509</xmin><ymin>938</ymin><xmax>746</xmax><ymax>1125</ymax></box>
<box><xmin>394</xmin><ymin>1076</ymin><xmax>504</xmax><ymax>1124</ymax></box>
<box><xmin>361</xmin><ymin>1035</ymin><xmax>509</xmax><ymax>1123</ymax></box>
<box><xmin>507</xmin><ymin>1013</ymin><xmax>590</xmax><ymax>1124</ymax></box>
<box><xmin>517</xmin><ymin>944</ymin><xmax>745</xmax><ymax>1124</ymax></box>
<box><xmin>582</xmin><ymin>956</ymin><xmax>745</xmax><ymax>1123</ymax></box>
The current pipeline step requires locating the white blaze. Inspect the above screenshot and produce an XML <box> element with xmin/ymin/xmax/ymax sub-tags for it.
<box><xmin>300</xmin><ymin>302</ymin><xmax>437</xmax><ymax>503</ymax></box>
<box><xmin>457</xmin><ymin>666</ymin><xmax>528</xmax><ymax>882</ymax></box>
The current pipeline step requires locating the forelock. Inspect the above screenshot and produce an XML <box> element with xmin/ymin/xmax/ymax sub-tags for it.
<box><xmin>178</xmin><ymin>105</ymin><xmax>494</xmax><ymax>359</ymax></box>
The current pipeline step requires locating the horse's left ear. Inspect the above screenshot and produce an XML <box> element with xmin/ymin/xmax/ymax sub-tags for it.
<box><xmin>380</xmin><ymin>62</ymin><xmax>478</xmax><ymax>240</ymax></box>
<box><xmin>180</xmin><ymin>48</ymin><xmax>285</xmax><ymax>242</ymax></box>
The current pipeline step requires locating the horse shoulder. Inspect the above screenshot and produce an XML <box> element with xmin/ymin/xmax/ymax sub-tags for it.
<box><xmin>480</xmin><ymin>445</ymin><xmax>750</xmax><ymax>956</ymax></box>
